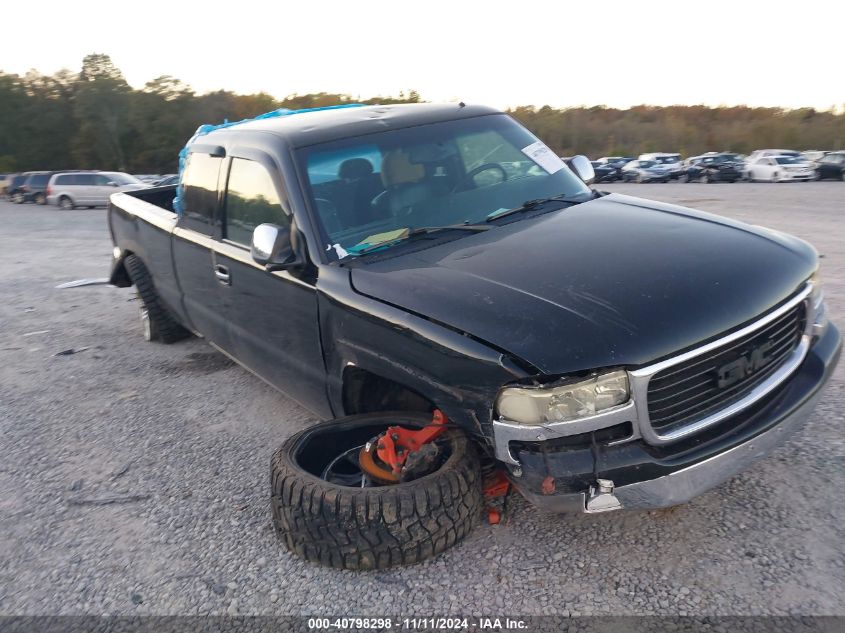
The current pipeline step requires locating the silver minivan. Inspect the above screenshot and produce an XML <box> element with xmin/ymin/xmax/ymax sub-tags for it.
<box><xmin>47</xmin><ymin>172</ymin><xmax>147</xmax><ymax>209</ymax></box>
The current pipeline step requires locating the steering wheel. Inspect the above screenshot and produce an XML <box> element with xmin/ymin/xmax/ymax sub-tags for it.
<box><xmin>453</xmin><ymin>163</ymin><xmax>508</xmax><ymax>192</ymax></box>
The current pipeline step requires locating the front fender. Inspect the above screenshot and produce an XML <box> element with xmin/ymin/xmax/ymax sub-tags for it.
<box><xmin>316</xmin><ymin>268</ymin><xmax>531</xmax><ymax>442</ymax></box>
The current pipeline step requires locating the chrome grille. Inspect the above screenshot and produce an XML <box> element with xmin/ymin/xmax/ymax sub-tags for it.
<box><xmin>645</xmin><ymin>302</ymin><xmax>807</xmax><ymax>434</ymax></box>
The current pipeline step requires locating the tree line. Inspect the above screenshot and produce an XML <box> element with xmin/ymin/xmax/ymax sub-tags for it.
<box><xmin>1</xmin><ymin>54</ymin><xmax>843</xmax><ymax>174</ymax></box>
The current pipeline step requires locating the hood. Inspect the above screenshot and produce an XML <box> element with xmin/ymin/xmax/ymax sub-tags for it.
<box><xmin>349</xmin><ymin>193</ymin><xmax>816</xmax><ymax>375</ymax></box>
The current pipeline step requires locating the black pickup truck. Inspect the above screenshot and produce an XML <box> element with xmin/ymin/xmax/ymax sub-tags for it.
<box><xmin>108</xmin><ymin>103</ymin><xmax>840</xmax><ymax>570</ymax></box>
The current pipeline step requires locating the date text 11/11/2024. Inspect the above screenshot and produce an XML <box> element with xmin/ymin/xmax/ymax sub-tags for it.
<box><xmin>306</xmin><ymin>617</ymin><xmax>529</xmax><ymax>630</ymax></box>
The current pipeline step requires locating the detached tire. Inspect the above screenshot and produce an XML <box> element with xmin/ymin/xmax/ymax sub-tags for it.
<box><xmin>271</xmin><ymin>412</ymin><xmax>483</xmax><ymax>570</ymax></box>
<box><xmin>124</xmin><ymin>254</ymin><xmax>190</xmax><ymax>343</ymax></box>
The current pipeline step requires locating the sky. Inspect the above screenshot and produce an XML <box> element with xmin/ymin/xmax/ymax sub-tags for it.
<box><xmin>2</xmin><ymin>0</ymin><xmax>843</xmax><ymax>111</ymax></box>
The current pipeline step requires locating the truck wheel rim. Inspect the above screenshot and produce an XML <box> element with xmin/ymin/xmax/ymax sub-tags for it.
<box><xmin>320</xmin><ymin>445</ymin><xmax>370</xmax><ymax>486</ymax></box>
<box><xmin>296</xmin><ymin>419</ymin><xmax>453</xmax><ymax>488</ymax></box>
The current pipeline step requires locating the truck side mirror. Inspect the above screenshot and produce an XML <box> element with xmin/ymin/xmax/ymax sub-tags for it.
<box><xmin>566</xmin><ymin>155</ymin><xmax>596</xmax><ymax>185</ymax></box>
<box><xmin>251</xmin><ymin>223</ymin><xmax>297</xmax><ymax>270</ymax></box>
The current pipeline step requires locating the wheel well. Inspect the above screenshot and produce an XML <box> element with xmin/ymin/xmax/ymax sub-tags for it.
<box><xmin>342</xmin><ymin>367</ymin><xmax>434</xmax><ymax>416</ymax></box>
<box><xmin>110</xmin><ymin>251</ymin><xmax>133</xmax><ymax>288</ymax></box>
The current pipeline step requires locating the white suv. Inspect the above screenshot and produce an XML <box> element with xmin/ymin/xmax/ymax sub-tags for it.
<box><xmin>47</xmin><ymin>172</ymin><xmax>147</xmax><ymax>209</ymax></box>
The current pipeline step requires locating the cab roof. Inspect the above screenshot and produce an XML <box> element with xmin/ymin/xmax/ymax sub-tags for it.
<box><xmin>194</xmin><ymin>103</ymin><xmax>502</xmax><ymax>149</ymax></box>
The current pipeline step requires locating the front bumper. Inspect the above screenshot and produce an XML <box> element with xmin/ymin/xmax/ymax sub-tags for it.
<box><xmin>504</xmin><ymin>323</ymin><xmax>841</xmax><ymax>513</ymax></box>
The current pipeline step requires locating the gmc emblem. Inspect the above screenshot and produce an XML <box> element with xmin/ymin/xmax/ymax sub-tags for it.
<box><xmin>716</xmin><ymin>340</ymin><xmax>775</xmax><ymax>389</ymax></box>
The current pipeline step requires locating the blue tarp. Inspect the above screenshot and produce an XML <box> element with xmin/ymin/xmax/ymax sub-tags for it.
<box><xmin>173</xmin><ymin>103</ymin><xmax>364</xmax><ymax>215</ymax></box>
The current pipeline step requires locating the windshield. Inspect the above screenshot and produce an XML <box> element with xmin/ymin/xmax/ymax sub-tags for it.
<box><xmin>655</xmin><ymin>156</ymin><xmax>679</xmax><ymax>164</ymax></box>
<box><xmin>298</xmin><ymin>114</ymin><xmax>591</xmax><ymax>257</ymax></box>
<box><xmin>639</xmin><ymin>160</ymin><xmax>657</xmax><ymax>168</ymax></box>
<box><xmin>775</xmin><ymin>156</ymin><xmax>801</xmax><ymax>165</ymax></box>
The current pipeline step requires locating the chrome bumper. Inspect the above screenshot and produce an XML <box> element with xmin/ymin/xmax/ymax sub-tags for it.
<box><xmin>613</xmin><ymin>381</ymin><xmax>825</xmax><ymax>509</ymax></box>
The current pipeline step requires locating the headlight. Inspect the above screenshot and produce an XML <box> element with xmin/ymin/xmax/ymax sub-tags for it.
<box><xmin>496</xmin><ymin>370</ymin><xmax>630</xmax><ymax>426</ymax></box>
<box><xmin>810</xmin><ymin>272</ymin><xmax>828</xmax><ymax>334</ymax></box>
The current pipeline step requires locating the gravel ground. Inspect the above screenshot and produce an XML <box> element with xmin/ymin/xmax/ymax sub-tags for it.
<box><xmin>1</xmin><ymin>182</ymin><xmax>843</xmax><ymax>617</ymax></box>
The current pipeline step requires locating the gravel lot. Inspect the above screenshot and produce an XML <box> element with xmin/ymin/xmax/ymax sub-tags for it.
<box><xmin>1</xmin><ymin>182</ymin><xmax>843</xmax><ymax>617</ymax></box>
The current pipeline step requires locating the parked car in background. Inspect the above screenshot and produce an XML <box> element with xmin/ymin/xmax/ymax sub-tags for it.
<box><xmin>596</xmin><ymin>156</ymin><xmax>635</xmax><ymax>168</ymax></box>
<box><xmin>47</xmin><ymin>172</ymin><xmax>147</xmax><ymax>209</ymax></box>
<box><xmin>133</xmin><ymin>174</ymin><xmax>162</xmax><ymax>184</ymax></box>
<box><xmin>0</xmin><ymin>174</ymin><xmax>10</xmax><ymax>197</ymax></box>
<box><xmin>814</xmin><ymin>151</ymin><xmax>845</xmax><ymax>181</ymax></box>
<box><xmin>4</xmin><ymin>173</ymin><xmax>29</xmax><ymax>200</ymax></box>
<box><xmin>153</xmin><ymin>174</ymin><xmax>179</xmax><ymax>186</ymax></box>
<box><xmin>12</xmin><ymin>171</ymin><xmax>56</xmax><ymax>204</ymax></box>
<box><xmin>747</xmin><ymin>155</ymin><xmax>814</xmax><ymax>182</ymax></box>
<box><xmin>590</xmin><ymin>160</ymin><xmax>621</xmax><ymax>183</ymax></box>
<box><xmin>622</xmin><ymin>159</ymin><xmax>671</xmax><ymax>183</ymax></box>
<box><xmin>801</xmin><ymin>150</ymin><xmax>829</xmax><ymax>164</ymax></box>
<box><xmin>746</xmin><ymin>149</ymin><xmax>801</xmax><ymax>165</ymax></box>
<box><xmin>638</xmin><ymin>153</ymin><xmax>684</xmax><ymax>179</ymax></box>
<box><xmin>685</xmin><ymin>153</ymin><xmax>743</xmax><ymax>183</ymax></box>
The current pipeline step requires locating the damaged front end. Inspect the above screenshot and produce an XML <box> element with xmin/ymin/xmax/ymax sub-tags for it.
<box><xmin>493</xmin><ymin>283</ymin><xmax>840</xmax><ymax>513</ymax></box>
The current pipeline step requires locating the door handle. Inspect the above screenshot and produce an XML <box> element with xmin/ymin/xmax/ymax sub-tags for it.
<box><xmin>214</xmin><ymin>264</ymin><xmax>231</xmax><ymax>285</ymax></box>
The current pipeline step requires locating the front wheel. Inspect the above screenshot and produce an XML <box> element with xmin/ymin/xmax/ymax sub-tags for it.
<box><xmin>271</xmin><ymin>412</ymin><xmax>483</xmax><ymax>570</ymax></box>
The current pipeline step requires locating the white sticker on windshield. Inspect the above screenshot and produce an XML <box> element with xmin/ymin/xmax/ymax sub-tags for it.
<box><xmin>521</xmin><ymin>141</ymin><xmax>565</xmax><ymax>174</ymax></box>
<box><xmin>327</xmin><ymin>243</ymin><xmax>349</xmax><ymax>259</ymax></box>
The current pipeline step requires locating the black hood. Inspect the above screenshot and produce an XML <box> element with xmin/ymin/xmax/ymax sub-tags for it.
<box><xmin>349</xmin><ymin>193</ymin><xmax>816</xmax><ymax>375</ymax></box>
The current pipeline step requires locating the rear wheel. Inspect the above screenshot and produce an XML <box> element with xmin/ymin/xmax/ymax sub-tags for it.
<box><xmin>271</xmin><ymin>412</ymin><xmax>483</xmax><ymax>570</ymax></box>
<box><xmin>34</xmin><ymin>193</ymin><xmax>46</xmax><ymax>205</ymax></box>
<box><xmin>123</xmin><ymin>254</ymin><xmax>190</xmax><ymax>343</ymax></box>
<box><xmin>11</xmin><ymin>192</ymin><xmax>23</xmax><ymax>204</ymax></box>
<box><xmin>59</xmin><ymin>196</ymin><xmax>74</xmax><ymax>210</ymax></box>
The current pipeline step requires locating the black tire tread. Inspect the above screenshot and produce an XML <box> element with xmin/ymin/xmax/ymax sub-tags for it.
<box><xmin>124</xmin><ymin>254</ymin><xmax>190</xmax><ymax>343</ymax></box>
<box><xmin>271</xmin><ymin>414</ymin><xmax>483</xmax><ymax>570</ymax></box>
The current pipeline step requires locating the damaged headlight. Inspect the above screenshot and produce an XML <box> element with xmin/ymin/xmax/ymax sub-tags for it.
<box><xmin>496</xmin><ymin>370</ymin><xmax>630</xmax><ymax>426</ymax></box>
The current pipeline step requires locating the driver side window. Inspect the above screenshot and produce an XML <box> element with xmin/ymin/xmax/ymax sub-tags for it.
<box><xmin>224</xmin><ymin>158</ymin><xmax>287</xmax><ymax>246</ymax></box>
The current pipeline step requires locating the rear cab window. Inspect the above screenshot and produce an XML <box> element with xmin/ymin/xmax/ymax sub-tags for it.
<box><xmin>181</xmin><ymin>152</ymin><xmax>223</xmax><ymax>234</ymax></box>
